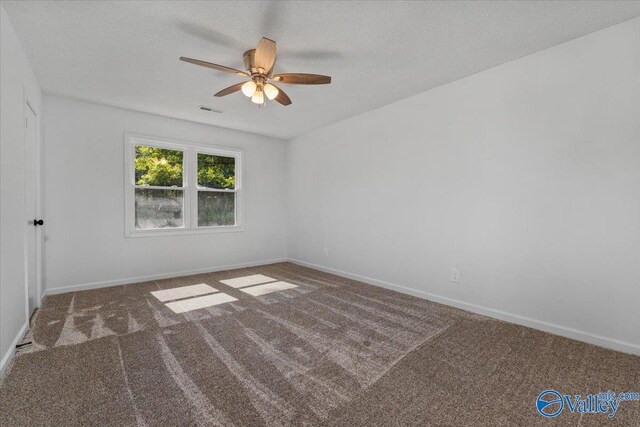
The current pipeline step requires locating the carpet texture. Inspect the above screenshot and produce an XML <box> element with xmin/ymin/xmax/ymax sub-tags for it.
<box><xmin>1</xmin><ymin>262</ymin><xmax>638</xmax><ymax>426</ymax></box>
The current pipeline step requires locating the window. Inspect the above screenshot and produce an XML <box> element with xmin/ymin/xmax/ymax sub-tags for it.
<box><xmin>197</xmin><ymin>152</ymin><xmax>236</xmax><ymax>227</ymax></box>
<box><xmin>134</xmin><ymin>145</ymin><xmax>185</xmax><ymax>230</ymax></box>
<box><xmin>125</xmin><ymin>135</ymin><xmax>243</xmax><ymax>237</ymax></box>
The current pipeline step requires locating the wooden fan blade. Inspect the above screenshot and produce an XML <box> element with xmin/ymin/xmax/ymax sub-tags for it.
<box><xmin>271</xmin><ymin>73</ymin><xmax>331</xmax><ymax>85</ymax></box>
<box><xmin>180</xmin><ymin>57</ymin><xmax>248</xmax><ymax>77</ymax></box>
<box><xmin>271</xmin><ymin>84</ymin><xmax>292</xmax><ymax>106</ymax></box>
<box><xmin>214</xmin><ymin>82</ymin><xmax>246</xmax><ymax>97</ymax></box>
<box><xmin>254</xmin><ymin>38</ymin><xmax>276</xmax><ymax>74</ymax></box>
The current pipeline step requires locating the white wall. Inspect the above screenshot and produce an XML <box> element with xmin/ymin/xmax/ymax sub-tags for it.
<box><xmin>43</xmin><ymin>96</ymin><xmax>287</xmax><ymax>292</ymax></box>
<box><xmin>287</xmin><ymin>18</ymin><xmax>640</xmax><ymax>354</ymax></box>
<box><xmin>0</xmin><ymin>6</ymin><xmax>43</xmax><ymax>371</ymax></box>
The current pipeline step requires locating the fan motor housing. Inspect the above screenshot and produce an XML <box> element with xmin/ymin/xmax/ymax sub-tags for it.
<box><xmin>243</xmin><ymin>49</ymin><xmax>272</xmax><ymax>77</ymax></box>
<box><xmin>243</xmin><ymin>49</ymin><xmax>256</xmax><ymax>72</ymax></box>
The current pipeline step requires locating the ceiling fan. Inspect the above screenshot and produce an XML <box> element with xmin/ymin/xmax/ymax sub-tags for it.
<box><xmin>180</xmin><ymin>37</ymin><xmax>331</xmax><ymax>107</ymax></box>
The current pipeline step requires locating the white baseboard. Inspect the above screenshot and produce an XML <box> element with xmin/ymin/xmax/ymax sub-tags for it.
<box><xmin>43</xmin><ymin>258</ymin><xmax>288</xmax><ymax>296</ymax></box>
<box><xmin>0</xmin><ymin>322</ymin><xmax>28</xmax><ymax>378</ymax></box>
<box><xmin>39</xmin><ymin>256</ymin><xmax>640</xmax><ymax>356</ymax></box>
<box><xmin>288</xmin><ymin>258</ymin><xmax>640</xmax><ymax>356</ymax></box>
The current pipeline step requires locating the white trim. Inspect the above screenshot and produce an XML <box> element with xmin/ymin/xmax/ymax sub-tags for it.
<box><xmin>124</xmin><ymin>133</ymin><xmax>244</xmax><ymax>238</ymax></box>
<box><xmin>124</xmin><ymin>135</ymin><xmax>190</xmax><ymax>236</ymax></box>
<box><xmin>287</xmin><ymin>258</ymin><xmax>640</xmax><ymax>356</ymax></box>
<box><xmin>22</xmin><ymin>89</ymin><xmax>29</xmax><ymax>325</ymax></box>
<box><xmin>191</xmin><ymin>146</ymin><xmax>243</xmax><ymax>231</ymax></box>
<box><xmin>0</xmin><ymin>322</ymin><xmax>28</xmax><ymax>378</ymax></box>
<box><xmin>39</xmin><ymin>258</ymin><xmax>640</xmax><ymax>356</ymax></box>
<box><xmin>133</xmin><ymin>185</ymin><xmax>186</xmax><ymax>191</ymax></box>
<box><xmin>23</xmin><ymin>93</ymin><xmax>43</xmax><ymax>319</ymax></box>
<box><xmin>42</xmin><ymin>258</ymin><xmax>287</xmax><ymax>295</ymax></box>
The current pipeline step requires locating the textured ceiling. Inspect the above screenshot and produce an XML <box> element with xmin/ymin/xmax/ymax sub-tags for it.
<box><xmin>4</xmin><ymin>1</ymin><xmax>640</xmax><ymax>139</ymax></box>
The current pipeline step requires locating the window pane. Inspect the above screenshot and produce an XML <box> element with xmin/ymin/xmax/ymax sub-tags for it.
<box><xmin>135</xmin><ymin>188</ymin><xmax>183</xmax><ymax>229</ymax></box>
<box><xmin>135</xmin><ymin>145</ymin><xmax>183</xmax><ymax>187</ymax></box>
<box><xmin>198</xmin><ymin>192</ymin><xmax>235</xmax><ymax>226</ymax></box>
<box><xmin>197</xmin><ymin>153</ymin><xmax>235</xmax><ymax>189</ymax></box>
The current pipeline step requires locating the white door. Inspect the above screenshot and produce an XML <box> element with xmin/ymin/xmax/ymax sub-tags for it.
<box><xmin>25</xmin><ymin>104</ymin><xmax>41</xmax><ymax>317</ymax></box>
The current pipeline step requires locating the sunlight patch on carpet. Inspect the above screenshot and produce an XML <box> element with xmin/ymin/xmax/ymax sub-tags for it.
<box><xmin>241</xmin><ymin>281</ymin><xmax>298</xmax><ymax>296</ymax></box>
<box><xmin>151</xmin><ymin>283</ymin><xmax>218</xmax><ymax>302</ymax></box>
<box><xmin>220</xmin><ymin>274</ymin><xmax>276</xmax><ymax>288</ymax></box>
<box><xmin>165</xmin><ymin>293</ymin><xmax>237</xmax><ymax>313</ymax></box>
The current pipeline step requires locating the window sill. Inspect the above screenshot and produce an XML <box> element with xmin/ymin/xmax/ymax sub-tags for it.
<box><xmin>125</xmin><ymin>225</ymin><xmax>244</xmax><ymax>238</ymax></box>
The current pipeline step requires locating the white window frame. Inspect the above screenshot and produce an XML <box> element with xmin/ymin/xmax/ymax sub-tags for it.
<box><xmin>124</xmin><ymin>133</ymin><xmax>244</xmax><ymax>238</ymax></box>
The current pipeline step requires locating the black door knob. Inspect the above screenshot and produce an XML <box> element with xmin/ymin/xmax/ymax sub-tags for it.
<box><xmin>33</xmin><ymin>219</ymin><xmax>44</xmax><ymax>226</ymax></box>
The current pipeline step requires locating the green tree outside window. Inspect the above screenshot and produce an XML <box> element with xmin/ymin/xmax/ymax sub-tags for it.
<box><xmin>135</xmin><ymin>145</ymin><xmax>183</xmax><ymax>187</ymax></box>
<box><xmin>197</xmin><ymin>153</ymin><xmax>235</xmax><ymax>189</ymax></box>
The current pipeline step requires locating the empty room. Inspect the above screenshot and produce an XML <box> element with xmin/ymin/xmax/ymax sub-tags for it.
<box><xmin>1</xmin><ymin>1</ymin><xmax>639</xmax><ymax>425</ymax></box>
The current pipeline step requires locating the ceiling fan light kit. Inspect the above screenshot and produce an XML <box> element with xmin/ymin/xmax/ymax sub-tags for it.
<box><xmin>180</xmin><ymin>37</ymin><xmax>331</xmax><ymax>107</ymax></box>
<box><xmin>251</xmin><ymin>86</ymin><xmax>265</xmax><ymax>104</ymax></box>
<box><xmin>263</xmin><ymin>84</ymin><xmax>279</xmax><ymax>100</ymax></box>
<box><xmin>241</xmin><ymin>80</ymin><xmax>257</xmax><ymax>97</ymax></box>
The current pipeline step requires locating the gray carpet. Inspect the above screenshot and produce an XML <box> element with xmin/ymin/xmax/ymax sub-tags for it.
<box><xmin>1</xmin><ymin>262</ymin><xmax>638</xmax><ymax>426</ymax></box>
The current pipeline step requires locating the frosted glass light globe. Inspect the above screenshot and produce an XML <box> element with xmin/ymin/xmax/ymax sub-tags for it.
<box><xmin>263</xmin><ymin>83</ymin><xmax>279</xmax><ymax>100</ymax></box>
<box><xmin>241</xmin><ymin>81</ymin><xmax>257</xmax><ymax>97</ymax></box>
<box><xmin>251</xmin><ymin>89</ymin><xmax>264</xmax><ymax>104</ymax></box>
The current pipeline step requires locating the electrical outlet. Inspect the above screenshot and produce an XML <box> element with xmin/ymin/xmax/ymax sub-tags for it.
<box><xmin>322</xmin><ymin>247</ymin><xmax>329</xmax><ymax>257</ymax></box>
<box><xmin>450</xmin><ymin>268</ymin><xmax>461</xmax><ymax>284</ymax></box>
